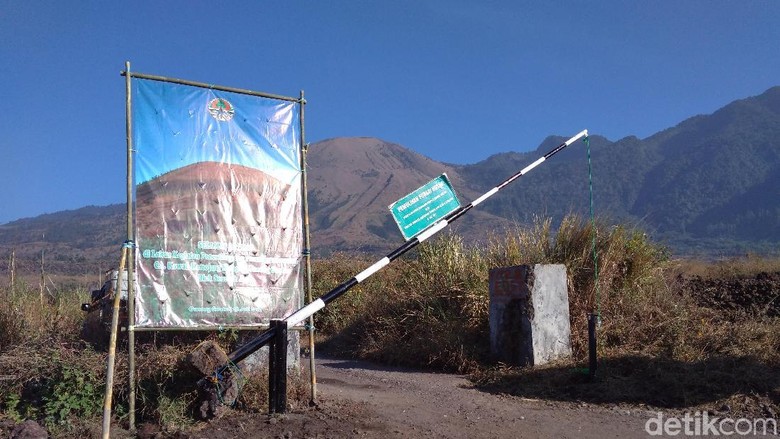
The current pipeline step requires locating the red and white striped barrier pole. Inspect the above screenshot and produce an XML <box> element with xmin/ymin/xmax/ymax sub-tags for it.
<box><xmin>221</xmin><ymin>129</ymin><xmax>588</xmax><ymax>368</ymax></box>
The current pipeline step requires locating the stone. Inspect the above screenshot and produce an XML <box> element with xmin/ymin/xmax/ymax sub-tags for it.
<box><xmin>187</xmin><ymin>340</ymin><xmax>230</xmax><ymax>376</ymax></box>
<box><xmin>11</xmin><ymin>420</ymin><xmax>48</xmax><ymax>439</ymax></box>
<box><xmin>489</xmin><ymin>264</ymin><xmax>572</xmax><ymax>366</ymax></box>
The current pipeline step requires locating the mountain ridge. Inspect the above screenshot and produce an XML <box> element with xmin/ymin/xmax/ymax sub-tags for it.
<box><xmin>2</xmin><ymin>86</ymin><xmax>779</xmax><ymax>269</ymax></box>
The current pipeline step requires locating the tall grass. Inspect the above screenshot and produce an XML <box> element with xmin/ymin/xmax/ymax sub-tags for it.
<box><xmin>313</xmin><ymin>214</ymin><xmax>778</xmax><ymax>416</ymax></box>
<box><xmin>0</xmin><ymin>284</ymin><xmax>105</xmax><ymax>435</ymax></box>
<box><xmin>2</xmin><ymin>213</ymin><xmax>777</xmax><ymax>430</ymax></box>
<box><xmin>0</xmin><ymin>283</ymin><xmax>310</xmax><ymax>436</ymax></box>
<box><xmin>314</xmin><ymin>214</ymin><xmax>778</xmax><ymax>369</ymax></box>
<box><xmin>0</xmin><ymin>282</ymin><xmax>87</xmax><ymax>351</ymax></box>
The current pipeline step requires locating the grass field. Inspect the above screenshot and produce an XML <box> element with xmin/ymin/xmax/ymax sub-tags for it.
<box><xmin>1</xmin><ymin>215</ymin><xmax>778</xmax><ymax>436</ymax></box>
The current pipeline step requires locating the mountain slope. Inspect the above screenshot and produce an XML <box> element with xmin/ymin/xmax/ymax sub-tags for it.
<box><xmin>1</xmin><ymin>87</ymin><xmax>779</xmax><ymax>267</ymax></box>
<box><xmin>635</xmin><ymin>87</ymin><xmax>780</xmax><ymax>240</ymax></box>
<box><xmin>461</xmin><ymin>86</ymin><xmax>780</xmax><ymax>254</ymax></box>
<box><xmin>306</xmin><ymin>137</ymin><xmax>513</xmax><ymax>252</ymax></box>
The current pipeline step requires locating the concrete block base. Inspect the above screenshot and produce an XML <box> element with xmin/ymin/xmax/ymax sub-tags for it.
<box><xmin>489</xmin><ymin>264</ymin><xmax>572</xmax><ymax>366</ymax></box>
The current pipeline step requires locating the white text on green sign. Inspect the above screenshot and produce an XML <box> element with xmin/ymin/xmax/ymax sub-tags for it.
<box><xmin>389</xmin><ymin>174</ymin><xmax>461</xmax><ymax>240</ymax></box>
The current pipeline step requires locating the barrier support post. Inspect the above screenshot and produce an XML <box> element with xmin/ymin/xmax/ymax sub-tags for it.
<box><xmin>587</xmin><ymin>313</ymin><xmax>598</xmax><ymax>381</ymax></box>
<box><xmin>268</xmin><ymin>319</ymin><xmax>288</xmax><ymax>414</ymax></box>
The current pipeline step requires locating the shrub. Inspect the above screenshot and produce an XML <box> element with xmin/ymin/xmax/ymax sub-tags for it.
<box><xmin>313</xmin><ymin>214</ymin><xmax>715</xmax><ymax>370</ymax></box>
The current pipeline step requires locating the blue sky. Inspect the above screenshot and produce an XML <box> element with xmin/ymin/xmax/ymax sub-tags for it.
<box><xmin>1</xmin><ymin>1</ymin><xmax>779</xmax><ymax>224</ymax></box>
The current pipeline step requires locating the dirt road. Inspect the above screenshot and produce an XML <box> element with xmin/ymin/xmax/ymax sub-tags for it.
<box><xmin>314</xmin><ymin>357</ymin><xmax>651</xmax><ymax>438</ymax></box>
<box><xmin>191</xmin><ymin>357</ymin><xmax>656</xmax><ymax>439</ymax></box>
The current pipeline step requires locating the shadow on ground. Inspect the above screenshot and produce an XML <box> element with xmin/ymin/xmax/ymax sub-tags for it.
<box><xmin>473</xmin><ymin>354</ymin><xmax>779</xmax><ymax>416</ymax></box>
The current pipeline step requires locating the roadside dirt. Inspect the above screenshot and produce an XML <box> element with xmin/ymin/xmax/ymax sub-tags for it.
<box><xmin>681</xmin><ymin>271</ymin><xmax>780</xmax><ymax>317</ymax></box>
<box><xmin>176</xmin><ymin>357</ymin><xmax>654</xmax><ymax>439</ymax></box>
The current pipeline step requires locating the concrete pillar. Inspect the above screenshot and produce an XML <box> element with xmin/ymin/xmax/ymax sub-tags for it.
<box><xmin>489</xmin><ymin>264</ymin><xmax>572</xmax><ymax>366</ymax></box>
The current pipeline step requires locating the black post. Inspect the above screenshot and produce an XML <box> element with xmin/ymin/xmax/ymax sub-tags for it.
<box><xmin>268</xmin><ymin>319</ymin><xmax>288</xmax><ymax>414</ymax></box>
<box><xmin>587</xmin><ymin>313</ymin><xmax>598</xmax><ymax>381</ymax></box>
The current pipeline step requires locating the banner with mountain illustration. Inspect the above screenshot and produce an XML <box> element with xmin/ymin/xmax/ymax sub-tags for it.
<box><xmin>133</xmin><ymin>78</ymin><xmax>302</xmax><ymax>328</ymax></box>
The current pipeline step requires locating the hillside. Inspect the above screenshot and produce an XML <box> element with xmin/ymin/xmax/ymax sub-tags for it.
<box><xmin>462</xmin><ymin>86</ymin><xmax>780</xmax><ymax>255</ymax></box>
<box><xmin>1</xmin><ymin>87</ymin><xmax>779</xmax><ymax>272</ymax></box>
<box><xmin>306</xmin><ymin>137</ymin><xmax>513</xmax><ymax>253</ymax></box>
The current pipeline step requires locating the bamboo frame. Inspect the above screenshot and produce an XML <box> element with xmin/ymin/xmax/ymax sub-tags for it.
<box><xmin>120</xmin><ymin>71</ymin><xmax>300</xmax><ymax>103</ymax></box>
<box><xmin>102</xmin><ymin>246</ymin><xmax>128</xmax><ymax>439</ymax></box>
<box><xmin>300</xmin><ymin>90</ymin><xmax>318</xmax><ymax>403</ymax></box>
<box><xmin>130</xmin><ymin>324</ymin><xmax>308</xmax><ymax>332</ymax></box>
<box><xmin>124</xmin><ymin>61</ymin><xmax>137</xmax><ymax>432</ymax></box>
<box><xmin>121</xmin><ymin>63</ymin><xmax>311</xmax><ymax>427</ymax></box>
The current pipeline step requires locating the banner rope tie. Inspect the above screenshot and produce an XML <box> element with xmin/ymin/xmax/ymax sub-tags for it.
<box><xmin>215</xmin><ymin>358</ymin><xmax>245</xmax><ymax>407</ymax></box>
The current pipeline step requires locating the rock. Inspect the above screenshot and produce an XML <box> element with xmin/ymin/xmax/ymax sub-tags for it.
<box><xmin>187</xmin><ymin>341</ymin><xmax>230</xmax><ymax>376</ymax></box>
<box><xmin>137</xmin><ymin>422</ymin><xmax>161</xmax><ymax>439</ymax></box>
<box><xmin>11</xmin><ymin>420</ymin><xmax>48</xmax><ymax>439</ymax></box>
<box><xmin>195</xmin><ymin>358</ymin><xmax>240</xmax><ymax>419</ymax></box>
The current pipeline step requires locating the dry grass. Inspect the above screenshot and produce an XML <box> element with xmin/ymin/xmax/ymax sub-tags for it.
<box><xmin>675</xmin><ymin>254</ymin><xmax>780</xmax><ymax>279</ymax></box>
<box><xmin>0</xmin><ymin>284</ymin><xmax>87</xmax><ymax>351</ymax></box>
<box><xmin>1</xmin><ymin>213</ymin><xmax>778</xmax><ymax>430</ymax></box>
<box><xmin>0</xmin><ymin>283</ymin><xmax>311</xmax><ymax>436</ymax></box>
<box><xmin>317</xmin><ymin>214</ymin><xmax>676</xmax><ymax>368</ymax></box>
<box><xmin>313</xmin><ymin>214</ymin><xmax>779</xmax><ymax>417</ymax></box>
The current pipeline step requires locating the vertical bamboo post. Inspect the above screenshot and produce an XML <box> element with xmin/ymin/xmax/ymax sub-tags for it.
<box><xmin>588</xmin><ymin>313</ymin><xmax>598</xmax><ymax>381</ymax></box>
<box><xmin>124</xmin><ymin>60</ymin><xmax>137</xmax><ymax>432</ymax></box>
<box><xmin>39</xmin><ymin>249</ymin><xmax>44</xmax><ymax>304</ymax></box>
<box><xmin>102</xmin><ymin>246</ymin><xmax>128</xmax><ymax>439</ymax></box>
<box><xmin>9</xmin><ymin>248</ymin><xmax>15</xmax><ymax>293</ymax></box>
<box><xmin>299</xmin><ymin>90</ymin><xmax>317</xmax><ymax>403</ymax></box>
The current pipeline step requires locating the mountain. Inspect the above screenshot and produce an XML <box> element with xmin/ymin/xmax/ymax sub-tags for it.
<box><xmin>0</xmin><ymin>205</ymin><xmax>125</xmax><ymax>275</ymax></box>
<box><xmin>459</xmin><ymin>87</ymin><xmax>780</xmax><ymax>255</ymax></box>
<box><xmin>305</xmin><ymin>137</ymin><xmax>512</xmax><ymax>253</ymax></box>
<box><xmin>1</xmin><ymin>87</ymin><xmax>779</xmax><ymax>272</ymax></box>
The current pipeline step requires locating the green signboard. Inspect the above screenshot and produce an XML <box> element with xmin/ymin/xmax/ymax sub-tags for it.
<box><xmin>389</xmin><ymin>174</ymin><xmax>461</xmax><ymax>240</ymax></box>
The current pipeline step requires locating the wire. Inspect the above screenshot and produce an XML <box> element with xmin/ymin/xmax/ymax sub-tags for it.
<box><xmin>585</xmin><ymin>136</ymin><xmax>601</xmax><ymax>323</ymax></box>
<box><xmin>215</xmin><ymin>359</ymin><xmax>246</xmax><ymax>407</ymax></box>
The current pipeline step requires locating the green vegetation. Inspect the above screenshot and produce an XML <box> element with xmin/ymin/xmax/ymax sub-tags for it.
<box><xmin>0</xmin><ymin>287</ymin><xmax>107</xmax><ymax>435</ymax></box>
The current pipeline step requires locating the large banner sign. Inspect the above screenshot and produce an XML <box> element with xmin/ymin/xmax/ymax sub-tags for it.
<box><xmin>133</xmin><ymin>79</ymin><xmax>302</xmax><ymax>327</ymax></box>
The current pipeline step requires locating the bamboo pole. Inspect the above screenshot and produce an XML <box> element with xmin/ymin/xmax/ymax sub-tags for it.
<box><xmin>102</xmin><ymin>246</ymin><xmax>128</xmax><ymax>439</ymax></box>
<box><xmin>39</xmin><ymin>250</ymin><xmax>44</xmax><ymax>305</ymax></box>
<box><xmin>129</xmin><ymin>324</ymin><xmax>307</xmax><ymax>332</ymax></box>
<box><xmin>124</xmin><ymin>60</ymin><xmax>137</xmax><ymax>432</ymax></box>
<box><xmin>299</xmin><ymin>91</ymin><xmax>317</xmax><ymax>403</ymax></box>
<box><xmin>120</xmin><ymin>71</ymin><xmax>299</xmax><ymax>102</ymax></box>
<box><xmin>9</xmin><ymin>248</ymin><xmax>15</xmax><ymax>293</ymax></box>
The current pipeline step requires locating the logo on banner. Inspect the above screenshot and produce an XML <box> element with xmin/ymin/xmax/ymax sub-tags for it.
<box><xmin>208</xmin><ymin>98</ymin><xmax>235</xmax><ymax>121</ymax></box>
